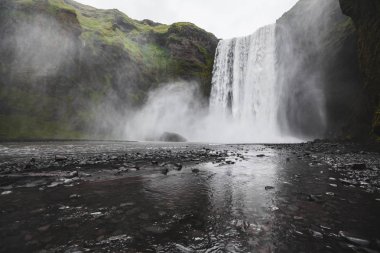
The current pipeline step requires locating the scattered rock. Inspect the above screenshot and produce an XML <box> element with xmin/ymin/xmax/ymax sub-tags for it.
<box><xmin>1</xmin><ymin>191</ymin><xmax>12</xmax><ymax>195</ymax></box>
<box><xmin>47</xmin><ymin>182</ymin><xmax>62</xmax><ymax>188</ymax></box>
<box><xmin>90</xmin><ymin>212</ymin><xmax>104</xmax><ymax>218</ymax></box>
<box><xmin>310</xmin><ymin>230</ymin><xmax>323</xmax><ymax>239</ymax></box>
<box><xmin>270</xmin><ymin>206</ymin><xmax>279</xmax><ymax>211</ymax></box>
<box><xmin>161</xmin><ymin>168</ymin><xmax>169</xmax><ymax>175</ymax></box>
<box><xmin>66</xmin><ymin>171</ymin><xmax>79</xmax><ymax>178</ymax></box>
<box><xmin>257</xmin><ymin>154</ymin><xmax>265</xmax><ymax>158</ymax></box>
<box><xmin>339</xmin><ymin>231</ymin><xmax>370</xmax><ymax>247</ymax></box>
<box><xmin>191</xmin><ymin>168</ymin><xmax>200</xmax><ymax>173</ymax></box>
<box><xmin>37</xmin><ymin>225</ymin><xmax>51</xmax><ymax>232</ymax></box>
<box><xmin>143</xmin><ymin>225</ymin><xmax>167</xmax><ymax>234</ymax></box>
<box><xmin>55</xmin><ymin>155</ymin><xmax>67</xmax><ymax>162</ymax></box>
<box><xmin>349</xmin><ymin>163</ymin><xmax>367</xmax><ymax>171</ymax></box>
<box><xmin>69</xmin><ymin>194</ymin><xmax>81</xmax><ymax>199</ymax></box>
<box><xmin>175</xmin><ymin>244</ymin><xmax>195</xmax><ymax>253</ymax></box>
<box><xmin>307</xmin><ymin>194</ymin><xmax>322</xmax><ymax>202</ymax></box>
<box><xmin>174</xmin><ymin>163</ymin><xmax>183</xmax><ymax>170</ymax></box>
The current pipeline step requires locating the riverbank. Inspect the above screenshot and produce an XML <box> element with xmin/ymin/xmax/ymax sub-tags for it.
<box><xmin>0</xmin><ymin>141</ymin><xmax>379</xmax><ymax>252</ymax></box>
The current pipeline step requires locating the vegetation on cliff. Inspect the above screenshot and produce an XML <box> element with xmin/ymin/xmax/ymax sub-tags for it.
<box><xmin>0</xmin><ymin>0</ymin><xmax>218</xmax><ymax>140</ymax></box>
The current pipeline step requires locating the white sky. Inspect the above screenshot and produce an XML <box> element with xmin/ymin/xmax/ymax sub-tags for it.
<box><xmin>75</xmin><ymin>0</ymin><xmax>299</xmax><ymax>39</ymax></box>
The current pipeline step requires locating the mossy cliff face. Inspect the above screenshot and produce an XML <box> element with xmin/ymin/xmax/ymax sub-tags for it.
<box><xmin>0</xmin><ymin>0</ymin><xmax>218</xmax><ymax>140</ymax></box>
<box><xmin>276</xmin><ymin>0</ymin><xmax>370</xmax><ymax>140</ymax></box>
<box><xmin>339</xmin><ymin>0</ymin><xmax>380</xmax><ymax>140</ymax></box>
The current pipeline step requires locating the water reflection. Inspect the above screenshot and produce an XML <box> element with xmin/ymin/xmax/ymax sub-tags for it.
<box><xmin>139</xmin><ymin>146</ymin><xmax>282</xmax><ymax>251</ymax></box>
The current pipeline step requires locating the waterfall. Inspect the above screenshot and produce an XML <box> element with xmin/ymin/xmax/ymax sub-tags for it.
<box><xmin>124</xmin><ymin>24</ymin><xmax>304</xmax><ymax>143</ymax></box>
<box><xmin>210</xmin><ymin>24</ymin><xmax>288</xmax><ymax>142</ymax></box>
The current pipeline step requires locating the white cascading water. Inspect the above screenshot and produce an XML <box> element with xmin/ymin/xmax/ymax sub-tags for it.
<box><xmin>210</xmin><ymin>24</ymin><xmax>293</xmax><ymax>143</ymax></box>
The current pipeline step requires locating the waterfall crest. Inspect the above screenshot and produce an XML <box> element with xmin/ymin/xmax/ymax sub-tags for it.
<box><xmin>210</xmin><ymin>24</ymin><xmax>290</xmax><ymax>142</ymax></box>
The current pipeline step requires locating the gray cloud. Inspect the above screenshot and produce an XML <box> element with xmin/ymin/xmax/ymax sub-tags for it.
<box><xmin>75</xmin><ymin>0</ymin><xmax>298</xmax><ymax>38</ymax></box>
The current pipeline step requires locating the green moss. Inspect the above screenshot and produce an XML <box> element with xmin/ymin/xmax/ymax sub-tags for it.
<box><xmin>47</xmin><ymin>0</ymin><xmax>76</xmax><ymax>14</ymax></box>
<box><xmin>0</xmin><ymin>115</ymin><xmax>83</xmax><ymax>140</ymax></box>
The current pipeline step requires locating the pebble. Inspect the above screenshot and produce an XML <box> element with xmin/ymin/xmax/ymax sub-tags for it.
<box><xmin>37</xmin><ymin>225</ymin><xmax>51</xmax><ymax>232</ymax></box>
<box><xmin>55</xmin><ymin>155</ymin><xmax>68</xmax><ymax>162</ymax></box>
<box><xmin>90</xmin><ymin>212</ymin><xmax>104</xmax><ymax>218</ymax></box>
<box><xmin>69</xmin><ymin>194</ymin><xmax>81</xmax><ymax>199</ymax></box>
<box><xmin>307</xmin><ymin>194</ymin><xmax>320</xmax><ymax>202</ymax></box>
<box><xmin>349</xmin><ymin>163</ymin><xmax>367</xmax><ymax>170</ymax></box>
<box><xmin>311</xmin><ymin>230</ymin><xmax>323</xmax><ymax>239</ymax></box>
<box><xmin>339</xmin><ymin>231</ymin><xmax>370</xmax><ymax>247</ymax></box>
<box><xmin>175</xmin><ymin>244</ymin><xmax>195</xmax><ymax>253</ymax></box>
<box><xmin>66</xmin><ymin>171</ymin><xmax>79</xmax><ymax>178</ymax></box>
<box><xmin>270</xmin><ymin>206</ymin><xmax>279</xmax><ymax>211</ymax></box>
<box><xmin>1</xmin><ymin>191</ymin><xmax>12</xmax><ymax>195</ymax></box>
<box><xmin>161</xmin><ymin>168</ymin><xmax>169</xmax><ymax>175</ymax></box>
<box><xmin>175</xmin><ymin>163</ymin><xmax>183</xmax><ymax>170</ymax></box>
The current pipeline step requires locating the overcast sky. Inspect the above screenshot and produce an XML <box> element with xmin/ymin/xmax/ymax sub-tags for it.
<box><xmin>76</xmin><ymin>0</ymin><xmax>299</xmax><ymax>39</ymax></box>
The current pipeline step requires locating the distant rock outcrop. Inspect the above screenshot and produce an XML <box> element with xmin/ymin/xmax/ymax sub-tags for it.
<box><xmin>339</xmin><ymin>0</ymin><xmax>380</xmax><ymax>139</ymax></box>
<box><xmin>275</xmin><ymin>0</ymin><xmax>372</xmax><ymax>140</ymax></box>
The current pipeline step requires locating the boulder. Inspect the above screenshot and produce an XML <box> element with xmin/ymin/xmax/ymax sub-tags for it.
<box><xmin>159</xmin><ymin>132</ymin><xmax>187</xmax><ymax>142</ymax></box>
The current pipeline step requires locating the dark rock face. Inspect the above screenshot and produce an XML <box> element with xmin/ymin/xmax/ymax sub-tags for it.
<box><xmin>275</xmin><ymin>0</ymin><xmax>367</xmax><ymax>140</ymax></box>
<box><xmin>339</xmin><ymin>0</ymin><xmax>380</xmax><ymax>139</ymax></box>
<box><xmin>0</xmin><ymin>0</ymin><xmax>218</xmax><ymax>140</ymax></box>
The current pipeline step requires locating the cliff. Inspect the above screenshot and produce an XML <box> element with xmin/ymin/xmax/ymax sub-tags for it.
<box><xmin>0</xmin><ymin>0</ymin><xmax>218</xmax><ymax>140</ymax></box>
<box><xmin>339</xmin><ymin>0</ymin><xmax>380</xmax><ymax>140</ymax></box>
<box><xmin>276</xmin><ymin>0</ymin><xmax>370</xmax><ymax>140</ymax></box>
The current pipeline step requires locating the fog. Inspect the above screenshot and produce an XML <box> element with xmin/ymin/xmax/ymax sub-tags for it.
<box><xmin>10</xmin><ymin>15</ymin><xmax>78</xmax><ymax>81</ymax></box>
<box><xmin>275</xmin><ymin>0</ymin><xmax>343</xmax><ymax>139</ymax></box>
<box><xmin>117</xmin><ymin>81</ymin><xmax>301</xmax><ymax>143</ymax></box>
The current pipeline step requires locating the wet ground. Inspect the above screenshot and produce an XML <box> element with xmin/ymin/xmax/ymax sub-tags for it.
<box><xmin>0</xmin><ymin>141</ymin><xmax>379</xmax><ymax>253</ymax></box>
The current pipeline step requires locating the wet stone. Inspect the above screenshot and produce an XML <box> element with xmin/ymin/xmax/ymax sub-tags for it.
<box><xmin>175</xmin><ymin>163</ymin><xmax>183</xmax><ymax>170</ymax></box>
<box><xmin>1</xmin><ymin>191</ymin><xmax>12</xmax><ymax>195</ymax></box>
<box><xmin>349</xmin><ymin>163</ymin><xmax>367</xmax><ymax>171</ymax></box>
<box><xmin>161</xmin><ymin>168</ymin><xmax>169</xmax><ymax>175</ymax></box>
<box><xmin>310</xmin><ymin>230</ymin><xmax>323</xmax><ymax>239</ymax></box>
<box><xmin>66</xmin><ymin>171</ymin><xmax>79</xmax><ymax>178</ymax></box>
<box><xmin>55</xmin><ymin>155</ymin><xmax>68</xmax><ymax>162</ymax></box>
<box><xmin>69</xmin><ymin>194</ymin><xmax>81</xmax><ymax>199</ymax></box>
<box><xmin>339</xmin><ymin>231</ymin><xmax>370</xmax><ymax>247</ymax></box>
<box><xmin>265</xmin><ymin>186</ymin><xmax>275</xmax><ymax>190</ymax></box>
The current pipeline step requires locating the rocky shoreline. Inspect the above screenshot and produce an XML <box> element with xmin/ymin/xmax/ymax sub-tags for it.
<box><xmin>0</xmin><ymin>141</ymin><xmax>379</xmax><ymax>252</ymax></box>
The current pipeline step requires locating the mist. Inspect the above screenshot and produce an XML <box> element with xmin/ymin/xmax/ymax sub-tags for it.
<box><xmin>114</xmin><ymin>81</ymin><xmax>301</xmax><ymax>143</ymax></box>
<box><xmin>275</xmin><ymin>0</ymin><xmax>360</xmax><ymax>139</ymax></box>
<box><xmin>10</xmin><ymin>15</ymin><xmax>78</xmax><ymax>83</ymax></box>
